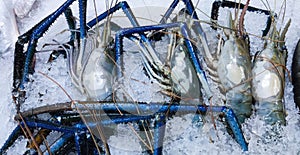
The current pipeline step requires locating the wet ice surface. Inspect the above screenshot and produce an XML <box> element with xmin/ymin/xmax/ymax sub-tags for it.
<box><xmin>1</xmin><ymin>0</ymin><xmax>300</xmax><ymax>154</ymax></box>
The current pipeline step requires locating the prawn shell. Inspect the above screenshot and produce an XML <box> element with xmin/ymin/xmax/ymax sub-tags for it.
<box><xmin>217</xmin><ymin>35</ymin><xmax>252</xmax><ymax>124</ymax></box>
<box><xmin>252</xmin><ymin>43</ymin><xmax>286</xmax><ymax>125</ymax></box>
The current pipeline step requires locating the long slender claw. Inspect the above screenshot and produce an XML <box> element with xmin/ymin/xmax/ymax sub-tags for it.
<box><xmin>78</xmin><ymin>0</ymin><xmax>87</xmax><ymax>39</ymax></box>
<box><xmin>211</xmin><ymin>0</ymin><xmax>272</xmax><ymax>35</ymax></box>
<box><xmin>74</xmin><ymin>102</ymin><xmax>248</xmax><ymax>151</ymax></box>
<box><xmin>153</xmin><ymin>113</ymin><xmax>166</xmax><ymax>155</ymax></box>
<box><xmin>18</xmin><ymin>0</ymin><xmax>77</xmax><ymax>90</ymax></box>
<box><xmin>46</xmin><ymin>133</ymin><xmax>74</xmax><ymax>155</ymax></box>
<box><xmin>12</xmin><ymin>0</ymin><xmax>78</xmax><ymax>112</ymax></box>
<box><xmin>222</xmin><ymin>108</ymin><xmax>248</xmax><ymax>151</ymax></box>
<box><xmin>0</xmin><ymin>126</ymin><xmax>22</xmax><ymax>154</ymax></box>
<box><xmin>2</xmin><ymin>100</ymin><xmax>248</xmax><ymax>153</ymax></box>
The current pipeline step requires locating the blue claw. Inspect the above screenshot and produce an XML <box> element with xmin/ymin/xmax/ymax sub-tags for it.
<box><xmin>222</xmin><ymin>107</ymin><xmax>248</xmax><ymax>151</ymax></box>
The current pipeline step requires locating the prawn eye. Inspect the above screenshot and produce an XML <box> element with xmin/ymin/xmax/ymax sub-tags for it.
<box><xmin>280</xmin><ymin>45</ymin><xmax>287</xmax><ymax>53</ymax></box>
